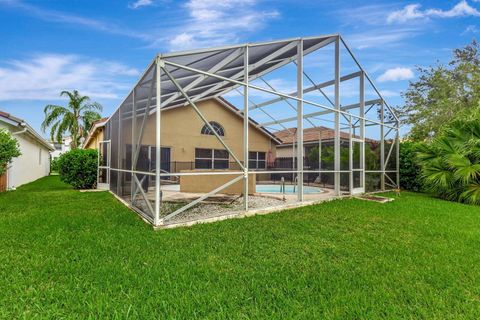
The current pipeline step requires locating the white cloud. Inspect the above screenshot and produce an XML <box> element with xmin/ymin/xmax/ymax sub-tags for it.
<box><xmin>0</xmin><ymin>54</ymin><xmax>140</xmax><ymax>101</ymax></box>
<box><xmin>387</xmin><ymin>4</ymin><xmax>424</xmax><ymax>23</ymax></box>
<box><xmin>128</xmin><ymin>0</ymin><xmax>154</xmax><ymax>9</ymax></box>
<box><xmin>2</xmin><ymin>0</ymin><xmax>280</xmax><ymax>52</ymax></box>
<box><xmin>345</xmin><ymin>29</ymin><xmax>417</xmax><ymax>50</ymax></box>
<box><xmin>387</xmin><ymin>1</ymin><xmax>480</xmax><ymax>24</ymax></box>
<box><xmin>166</xmin><ymin>0</ymin><xmax>279</xmax><ymax>51</ymax></box>
<box><xmin>377</xmin><ymin>67</ymin><xmax>414</xmax><ymax>82</ymax></box>
<box><xmin>379</xmin><ymin>90</ymin><xmax>400</xmax><ymax>98</ymax></box>
<box><xmin>463</xmin><ymin>24</ymin><xmax>480</xmax><ymax>34</ymax></box>
<box><xmin>1</xmin><ymin>0</ymin><xmax>149</xmax><ymax>41</ymax></box>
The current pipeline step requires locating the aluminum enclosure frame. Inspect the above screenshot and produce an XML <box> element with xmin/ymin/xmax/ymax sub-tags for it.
<box><xmin>102</xmin><ymin>34</ymin><xmax>400</xmax><ymax>227</ymax></box>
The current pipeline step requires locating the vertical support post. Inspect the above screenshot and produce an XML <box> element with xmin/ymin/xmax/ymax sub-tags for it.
<box><xmin>349</xmin><ymin>115</ymin><xmax>353</xmax><ymax>194</ymax></box>
<box><xmin>360</xmin><ymin>71</ymin><xmax>365</xmax><ymax>191</ymax></box>
<box><xmin>296</xmin><ymin>39</ymin><xmax>304</xmax><ymax>201</ymax></box>
<box><xmin>243</xmin><ymin>45</ymin><xmax>249</xmax><ymax>211</ymax></box>
<box><xmin>396</xmin><ymin>121</ymin><xmax>400</xmax><ymax>188</ymax></box>
<box><xmin>131</xmin><ymin>87</ymin><xmax>136</xmax><ymax>202</ymax></box>
<box><xmin>334</xmin><ymin>36</ymin><xmax>341</xmax><ymax>196</ymax></box>
<box><xmin>155</xmin><ymin>57</ymin><xmax>162</xmax><ymax>226</ymax></box>
<box><xmin>318</xmin><ymin>128</ymin><xmax>322</xmax><ymax>184</ymax></box>
<box><xmin>380</xmin><ymin>100</ymin><xmax>385</xmax><ymax>191</ymax></box>
<box><xmin>117</xmin><ymin>105</ymin><xmax>122</xmax><ymax>196</ymax></box>
<box><xmin>96</xmin><ymin>141</ymin><xmax>100</xmax><ymax>188</ymax></box>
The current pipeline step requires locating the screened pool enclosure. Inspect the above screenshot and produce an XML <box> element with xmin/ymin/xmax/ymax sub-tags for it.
<box><xmin>98</xmin><ymin>35</ymin><xmax>400</xmax><ymax>227</ymax></box>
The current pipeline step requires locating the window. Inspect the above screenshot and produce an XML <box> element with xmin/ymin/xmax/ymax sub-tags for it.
<box><xmin>39</xmin><ymin>148</ymin><xmax>42</xmax><ymax>165</ymax></box>
<box><xmin>201</xmin><ymin>121</ymin><xmax>225</xmax><ymax>136</ymax></box>
<box><xmin>195</xmin><ymin>148</ymin><xmax>229</xmax><ymax>169</ymax></box>
<box><xmin>249</xmin><ymin>151</ymin><xmax>266</xmax><ymax>169</ymax></box>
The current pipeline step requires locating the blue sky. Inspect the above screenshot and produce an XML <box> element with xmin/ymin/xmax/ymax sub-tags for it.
<box><xmin>1</xmin><ymin>0</ymin><xmax>479</xmax><ymax>137</ymax></box>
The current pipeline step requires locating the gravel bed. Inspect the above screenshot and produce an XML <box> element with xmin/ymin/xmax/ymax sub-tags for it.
<box><xmin>163</xmin><ymin>196</ymin><xmax>289</xmax><ymax>224</ymax></box>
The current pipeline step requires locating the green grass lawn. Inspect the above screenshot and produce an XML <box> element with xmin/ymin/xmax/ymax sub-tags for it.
<box><xmin>1</xmin><ymin>176</ymin><xmax>480</xmax><ymax>318</ymax></box>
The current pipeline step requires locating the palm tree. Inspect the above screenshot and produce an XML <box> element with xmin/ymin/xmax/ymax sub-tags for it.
<box><xmin>416</xmin><ymin>119</ymin><xmax>480</xmax><ymax>204</ymax></box>
<box><xmin>42</xmin><ymin>90</ymin><xmax>103</xmax><ymax>149</ymax></box>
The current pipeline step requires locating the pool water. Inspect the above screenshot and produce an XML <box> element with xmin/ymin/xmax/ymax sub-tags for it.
<box><xmin>256</xmin><ymin>184</ymin><xmax>322</xmax><ymax>194</ymax></box>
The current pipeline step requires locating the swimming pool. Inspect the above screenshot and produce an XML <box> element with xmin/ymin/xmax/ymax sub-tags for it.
<box><xmin>256</xmin><ymin>184</ymin><xmax>322</xmax><ymax>194</ymax></box>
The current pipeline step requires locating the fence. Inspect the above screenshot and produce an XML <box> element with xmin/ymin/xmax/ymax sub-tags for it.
<box><xmin>0</xmin><ymin>173</ymin><xmax>7</xmax><ymax>193</ymax></box>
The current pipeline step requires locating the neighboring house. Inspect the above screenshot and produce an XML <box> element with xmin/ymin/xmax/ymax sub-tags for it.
<box><xmin>82</xmin><ymin>117</ymin><xmax>107</xmax><ymax>149</ymax></box>
<box><xmin>275</xmin><ymin>126</ymin><xmax>358</xmax><ymax>158</ymax></box>
<box><xmin>0</xmin><ymin>111</ymin><xmax>54</xmax><ymax>190</ymax></box>
<box><xmin>49</xmin><ymin>136</ymin><xmax>72</xmax><ymax>159</ymax></box>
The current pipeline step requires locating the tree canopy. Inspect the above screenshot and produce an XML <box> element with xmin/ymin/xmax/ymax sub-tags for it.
<box><xmin>41</xmin><ymin>90</ymin><xmax>102</xmax><ymax>149</ymax></box>
<box><xmin>398</xmin><ymin>40</ymin><xmax>480</xmax><ymax>141</ymax></box>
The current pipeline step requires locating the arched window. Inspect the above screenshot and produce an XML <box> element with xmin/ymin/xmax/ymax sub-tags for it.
<box><xmin>201</xmin><ymin>121</ymin><xmax>225</xmax><ymax>136</ymax></box>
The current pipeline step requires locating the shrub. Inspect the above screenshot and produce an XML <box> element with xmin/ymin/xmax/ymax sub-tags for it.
<box><xmin>57</xmin><ymin>149</ymin><xmax>98</xmax><ymax>189</ymax></box>
<box><xmin>417</xmin><ymin>119</ymin><xmax>480</xmax><ymax>204</ymax></box>
<box><xmin>50</xmin><ymin>157</ymin><xmax>60</xmax><ymax>173</ymax></box>
<box><xmin>0</xmin><ymin>129</ymin><xmax>21</xmax><ymax>176</ymax></box>
<box><xmin>399</xmin><ymin>141</ymin><xmax>423</xmax><ymax>192</ymax></box>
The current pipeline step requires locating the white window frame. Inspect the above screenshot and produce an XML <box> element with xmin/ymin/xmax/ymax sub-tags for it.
<box><xmin>201</xmin><ymin>121</ymin><xmax>225</xmax><ymax>136</ymax></box>
<box><xmin>248</xmin><ymin>151</ymin><xmax>266</xmax><ymax>170</ymax></box>
<box><xmin>195</xmin><ymin>148</ymin><xmax>229</xmax><ymax>169</ymax></box>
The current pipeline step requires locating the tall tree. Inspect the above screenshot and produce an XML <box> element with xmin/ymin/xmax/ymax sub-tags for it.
<box><xmin>42</xmin><ymin>90</ymin><xmax>102</xmax><ymax>149</ymax></box>
<box><xmin>398</xmin><ymin>40</ymin><xmax>480</xmax><ymax>140</ymax></box>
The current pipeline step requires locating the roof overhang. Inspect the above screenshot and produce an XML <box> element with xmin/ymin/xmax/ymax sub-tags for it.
<box><xmin>82</xmin><ymin>119</ymin><xmax>107</xmax><ymax>148</ymax></box>
<box><xmin>0</xmin><ymin>111</ymin><xmax>55</xmax><ymax>151</ymax></box>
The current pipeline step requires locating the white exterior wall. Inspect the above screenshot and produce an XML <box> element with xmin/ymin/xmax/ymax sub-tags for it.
<box><xmin>0</xmin><ymin>122</ymin><xmax>51</xmax><ymax>189</ymax></box>
<box><xmin>50</xmin><ymin>136</ymin><xmax>72</xmax><ymax>159</ymax></box>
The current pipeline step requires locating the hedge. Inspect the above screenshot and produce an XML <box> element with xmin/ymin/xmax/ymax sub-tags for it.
<box><xmin>57</xmin><ymin>149</ymin><xmax>98</xmax><ymax>189</ymax></box>
<box><xmin>399</xmin><ymin>140</ymin><xmax>423</xmax><ymax>192</ymax></box>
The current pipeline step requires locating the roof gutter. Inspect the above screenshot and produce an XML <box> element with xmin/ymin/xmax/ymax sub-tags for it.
<box><xmin>11</xmin><ymin>121</ymin><xmax>27</xmax><ymax>135</ymax></box>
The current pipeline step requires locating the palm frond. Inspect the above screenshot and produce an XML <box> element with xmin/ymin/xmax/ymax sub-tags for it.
<box><xmin>80</xmin><ymin>102</ymin><xmax>103</xmax><ymax>113</ymax></box>
<box><xmin>44</xmin><ymin>90</ymin><xmax>104</xmax><ymax>148</ymax></box>
<box><xmin>434</xmin><ymin>136</ymin><xmax>460</xmax><ymax>154</ymax></box>
<box><xmin>41</xmin><ymin>105</ymin><xmax>69</xmax><ymax>132</ymax></box>
<box><xmin>459</xmin><ymin>182</ymin><xmax>480</xmax><ymax>204</ymax></box>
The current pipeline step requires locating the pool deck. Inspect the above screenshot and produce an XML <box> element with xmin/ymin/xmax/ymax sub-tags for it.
<box><xmin>159</xmin><ymin>184</ymin><xmax>335</xmax><ymax>203</ymax></box>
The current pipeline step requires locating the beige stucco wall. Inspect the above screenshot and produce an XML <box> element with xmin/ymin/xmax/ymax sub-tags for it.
<box><xmin>180</xmin><ymin>170</ymin><xmax>256</xmax><ymax>194</ymax></box>
<box><xmin>84</xmin><ymin>127</ymin><xmax>104</xmax><ymax>150</ymax></box>
<box><xmin>276</xmin><ymin>145</ymin><xmax>295</xmax><ymax>158</ymax></box>
<box><xmin>136</xmin><ymin>98</ymin><xmax>276</xmax><ymax>163</ymax></box>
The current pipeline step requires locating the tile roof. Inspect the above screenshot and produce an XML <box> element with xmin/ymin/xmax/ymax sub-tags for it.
<box><xmin>274</xmin><ymin>126</ymin><xmax>349</xmax><ymax>144</ymax></box>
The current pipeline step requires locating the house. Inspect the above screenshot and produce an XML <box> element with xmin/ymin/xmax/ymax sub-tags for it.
<box><xmin>0</xmin><ymin>111</ymin><xmax>54</xmax><ymax>190</ymax></box>
<box><xmin>275</xmin><ymin>126</ymin><xmax>351</xmax><ymax>158</ymax></box>
<box><xmin>83</xmin><ymin>117</ymin><xmax>107</xmax><ymax>150</ymax></box>
<box><xmin>156</xmin><ymin>97</ymin><xmax>280</xmax><ymax>171</ymax></box>
<box><xmin>49</xmin><ymin>136</ymin><xmax>72</xmax><ymax>159</ymax></box>
<box><xmin>85</xmin><ymin>100</ymin><xmax>383</xmax><ymax>182</ymax></box>
<box><xmin>93</xmin><ymin>97</ymin><xmax>280</xmax><ymax>175</ymax></box>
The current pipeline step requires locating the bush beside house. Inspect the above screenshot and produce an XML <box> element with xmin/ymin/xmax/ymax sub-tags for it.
<box><xmin>57</xmin><ymin>149</ymin><xmax>98</xmax><ymax>189</ymax></box>
<box><xmin>0</xmin><ymin>129</ymin><xmax>21</xmax><ymax>176</ymax></box>
<box><xmin>0</xmin><ymin>129</ymin><xmax>21</xmax><ymax>192</ymax></box>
